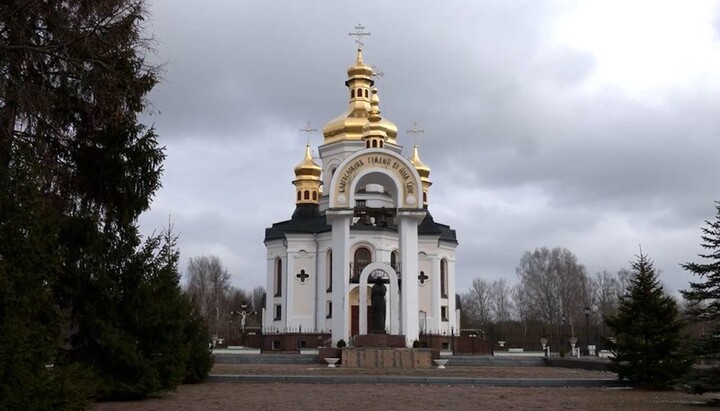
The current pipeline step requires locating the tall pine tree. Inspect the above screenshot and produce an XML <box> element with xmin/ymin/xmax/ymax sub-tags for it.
<box><xmin>682</xmin><ymin>201</ymin><xmax>720</xmax><ymax>394</ymax></box>
<box><xmin>1</xmin><ymin>1</ymin><xmax>211</xmax><ymax>405</ymax></box>
<box><xmin>605</xmin><ymin>252</ymin><xmax>694</xmax><ymax>388</ymax></box>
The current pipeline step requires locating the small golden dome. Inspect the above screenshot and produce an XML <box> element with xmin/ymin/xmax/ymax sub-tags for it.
<box><xmin>346</xmin><ymin>48</ymin><xmax>373</xmax><ymax>81</ymax></box>
<box><xmin>410</xmin><ymin>145</ymin><xmax>431</xmax><ymax>179</ymax></box>
<box><xmin>294</xmin><ymin>145</ymin><xmax>321</xmax><ymax>178</ymax></box>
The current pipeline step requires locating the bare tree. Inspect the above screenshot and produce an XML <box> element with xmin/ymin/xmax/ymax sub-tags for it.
<box><xmin>469</xmin><ymin>278</ymin><xmax>494</xmax><ymax>326</ymax></box>
<box><xmin>186</xmin><ymin>255</ymin><xmax>232</xmax><ymax>337</ymax></box>
<box><xmin>516</xmin><ymin>247</ymin><xmax>588</xmax><ymax>334</ymax></box>
<box><xmin>491</xmin><ymin>279</ymin><xmax>513</xmax><ymax>323</ymax></box>
<box><xmin>511</xmin><ymin>283</ymin><xmax>533</xmax><ymax>337</ymax></box>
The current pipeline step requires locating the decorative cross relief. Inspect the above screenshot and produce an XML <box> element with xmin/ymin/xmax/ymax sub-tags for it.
<box><xmin>418</xmin><ymin>271</ymin><xmax>429</xmax><ymax>285</ymax></box>
<box><xmin>296</xmin><ymin>269</ymin><xmax>310</xmax><ymax>284</ymax></box>
<box><xmin>348</xmin><ymin>23</ymin><xmax>371</xmax><ymax>49</ymax></box>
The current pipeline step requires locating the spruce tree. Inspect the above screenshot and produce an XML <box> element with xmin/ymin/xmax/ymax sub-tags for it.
<box><xmin>605</xmin><ymin>252</ymin><xmax>694</xmax><ymax>388</ymax></box>
<box><xmin>1</xmin><ymin>0</ymin><xmax>212</xmax><ymax>404</ymax></box>
<box><xmin>681</xmin><ymin>201</ymin><xmax>720</xmax><ymax>394</ymax></box>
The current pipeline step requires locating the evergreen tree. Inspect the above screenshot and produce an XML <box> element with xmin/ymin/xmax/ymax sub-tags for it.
<box><xmin>1</xmin><ymin>0</ymin><xmax>211</xmax><ymax>405</ymax></box>
<box><xmin>681</xmin><ymin>201</ymin><xmax>720</xmax><ymax>394</ymax></box>
<box><xmin>605</xmin><ymin>252</ymin><xmax>694</xmax><ymax>388</ymax></box>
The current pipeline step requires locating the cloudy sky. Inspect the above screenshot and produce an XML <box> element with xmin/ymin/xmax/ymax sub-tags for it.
<box><xmin>138</xmin><ymin>0</ymin><xmax>720</xmax><ymax>296</ymax></box>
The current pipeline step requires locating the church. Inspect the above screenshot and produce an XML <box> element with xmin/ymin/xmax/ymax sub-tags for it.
<box><xmin>263</xmin><ymin>45</ymin><xmax>459</xmax><ymax>347</ymax></box>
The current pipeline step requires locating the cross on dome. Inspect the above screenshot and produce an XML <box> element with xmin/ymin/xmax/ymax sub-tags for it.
<box><xmin>348</xmin><ymin>23</ymin><xmax>371</xmax><ymax>49</ymax></box>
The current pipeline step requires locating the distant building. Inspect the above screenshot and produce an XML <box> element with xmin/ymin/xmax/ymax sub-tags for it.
<box><xmin>264</xmin><ymin>47</ymin><xmax>458</xmax><ymax>347</ymax></box>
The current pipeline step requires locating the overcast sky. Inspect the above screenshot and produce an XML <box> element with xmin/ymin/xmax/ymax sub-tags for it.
<box><xmin>138</xmin><ymin>0</ymin><xmax>720</xmax><ymax>296</ymax></box>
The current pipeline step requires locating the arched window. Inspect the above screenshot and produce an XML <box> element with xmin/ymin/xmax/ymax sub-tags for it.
<box><xmin>372</xmin><ymin>140</ymin><xmax>378</xmax><ymax>148</ymax></box>
<box><xmin>379</xmin><ymin>140</ymin><xmax>384</xmax><ymax>148</ymax></box>
<box><xmin>390</xmin><ymin>251</ymin><xmax>398</xmax><ymax>272</ymax></box>
<box><xmin>351</xmin><ymin>89</ymin><xmax>355</xmax><ymax>98</ymax></box>
<box><xmin>423</xmin><ymin>192</ymin><xmax>427</xmax><ymax>203</ymax></box>
<box><xmin>353</xmin><ymin>247</ymin><xmax>372</xmax><ymax>281</ymax></box>
<box><xmin>364</xmin><ymin>89</ymin><xmax>369</xmax><ymax>98</ymax></box>
<box><xmin>274</xmin><ymin>258</ymin><xmax>282</xmax><ymax>297</ymax></box>
<box><xmin>297</xmin><ymin>191</ymin><xmax>301</xmax><ymax>201</ymax></box>
<box><xmin>312</xmin><ymin>191</ymin><xmax>318</xmax><ymax>201</ymax></box>
<box><xmin>326</xmin><ymin>250</ymin><xmax>333</xmax><ymax>292</ymax></box>
<box><xmin>366</xmin><ymin>140</ymin><xmax>370</xmax><ymax>148</ymax></box>
<box><xmin>357</xmin><ymin>88</ymin><xmax>362</xmax><ymax>97</ymax></box>
<box><xmin>304</xmin><ymin>190</ymin><xmax>310</xmax><ymax>200</ymax></box>
<box><xmin>440</xmin><ymin>258</ymin><xmax>448</xmax><ymax>298</ymax></box>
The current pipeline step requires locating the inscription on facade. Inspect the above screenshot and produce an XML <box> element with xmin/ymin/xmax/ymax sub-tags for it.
<box><xmin>334</xmin><ymin>153</ymin><xmax>419</xmax><ymax>207</ymax></box>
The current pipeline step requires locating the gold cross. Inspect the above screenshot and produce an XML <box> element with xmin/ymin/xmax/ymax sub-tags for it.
<box><xmin>348</xmin><ymin>23</ymin><xmax>371</xmax><ymax>49</ymax></box>
<box><xmin>299</xmin><ymin>121</ymin><xmax>317</xmax><ymax>145</ymax></box>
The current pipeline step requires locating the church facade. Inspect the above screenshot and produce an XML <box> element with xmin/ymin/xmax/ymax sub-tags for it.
<box><xmin>264</xmin><ymin>48</ymin><xmax>458</xmax><ymax>347</ymax></box>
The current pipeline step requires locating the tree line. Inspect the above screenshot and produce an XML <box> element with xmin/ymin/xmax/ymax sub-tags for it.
<box><xmin>184</xmin><ymin>255</ymin><xmax>264</xmax><ymax>342</ymax></box>
<box><xmin>460</xmin><ymin>201</ymin><xmax>720</xmax><ymax>394</ymax></box>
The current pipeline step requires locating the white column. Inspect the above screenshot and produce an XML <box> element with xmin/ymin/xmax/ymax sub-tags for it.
<box><xmin>359</xmin><ymin>283</ymin><xmax>367</xmax><ymax>335</ymax></box>
<box><xmin>397</xmin><ymin>210</ymin><xmax>425</xmax><ymax>346</ymax></box>
<box><xmin>327</xmin><ymin>210</ymin><xmax>353</xmax><ymax>345</ymax></box>
<box><xmin>431</xmin><ymin>255</ymin><xmax>441</xmax><ymax>332</ymax></box>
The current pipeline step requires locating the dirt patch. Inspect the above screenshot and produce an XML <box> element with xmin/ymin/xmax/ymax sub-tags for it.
<box><xmin>92</xmin><ymin>383</ymin><xmax>717</xmax><ymax>411</ymax></box>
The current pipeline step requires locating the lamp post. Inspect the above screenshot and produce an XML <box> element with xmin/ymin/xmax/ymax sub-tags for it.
<box><xmin>584</xmin><ymin>306</ymin><xmax>591</xmax><ymax>355</ymax></box>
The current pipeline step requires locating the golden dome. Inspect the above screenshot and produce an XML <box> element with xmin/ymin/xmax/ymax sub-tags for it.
<box><xmin>294</xmin><ymin>144</ymin><xmax>321</xmax><ymax>178</ymax></box>
<box><xmin>346</xmin><ymin>48</ymin><xmax>373</xmax><ymax>82</ymax></box>
<box><xmin>323</xmin><ymin>49</ymin><xmax>375</xmax><ymax>143</ymax></box>
<box><xmin>410</xmin><ymin>145</ymin><xmax>431</xmax><ymax>180</ymax></box>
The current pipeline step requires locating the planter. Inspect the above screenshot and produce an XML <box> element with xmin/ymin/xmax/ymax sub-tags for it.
<box><xmin>318</xmin><ymin>347</ymin><xmax>342</xmax><ymax>364</ymax></box>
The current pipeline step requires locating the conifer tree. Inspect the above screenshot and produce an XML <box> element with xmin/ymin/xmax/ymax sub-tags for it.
<box><xmin>605</xmin><ymin>252</ymin><xmax>694</xmax><ymax>388</ymax></box>
<box><xmin>1</xmin><ymin>0</ymin><xmax>212</xmax><ymax>404</ymax></box>
<box><xmin>681</xmin><ymin>201</ymin><xmax>720</xmax><ymax>394</ymax></box>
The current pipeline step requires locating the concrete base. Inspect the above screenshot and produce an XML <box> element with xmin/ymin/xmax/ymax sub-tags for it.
<box><xmin>342</xmin><ymin>348</ymin><xmax>437</xmax><ymax>369</ymax></box>
<box><xmin>353</xmin><ymin>334</ymin><xmax>406</xmax><ymax>348</ymax></box>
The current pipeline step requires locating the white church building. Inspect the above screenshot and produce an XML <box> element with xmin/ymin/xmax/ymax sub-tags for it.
<box><xmin>263</xmin><ymin>47</ymin><xmax>459</xmax><ymax>347</ymax></box>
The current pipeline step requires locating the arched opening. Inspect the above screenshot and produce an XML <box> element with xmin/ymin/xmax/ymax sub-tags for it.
<box><xmin>326</xmin><ymin>250</ymin><xmax>333</xmax><ymax>292</ymax></box>
<box><xmin>297</xmin><ymin>191</ymin><xmax>301</xmax><ymax>201</ymax></box>
<box><xmin>441</xmin><ymin>258</ymin><xmax>448</xmax><ymax>298</ymax></box>
<box><xmin>390</xmin><ymin>250</ymin><xmax>398</xmax><ymax>273</ymax></box>
<box><xmin>371</xmin><ymin>140</ymin><xmax>378</xmax><ymax>148</ymax></box>
<box><xmin>312</xmin><ymin>191</ymin><xmax>318</xmax><ymax>201</ymax></box>
<box><xmin>364</xmin><ymin>89</ymin><xmax>369</xmax><ymax>98</ymax></box>
<box><xmin>274</xmin><ymin>257</ymin><xmax>282</xmax><ymax>297</ymax></box>
<box><xmin>351</xmin><ymin>89</ymin><xmax>355</xmax><ymax>98</ymax></box>
<box><xmin>379</xmin><ymin>140</ymin><xmax>384</xmax><ymax>148</ymax></box>
<box><xmin>366</xmin><ymin>140</ymin><xmax>370</xmax><ymax>148</ymax></box>
<box><xmin>352</xmin><ymin>247</ymin><xmax>372</xmax><ymax>282</ymax></box>
<box><xmin>304</xmin><ymin>190</ymin><xmax>310</xmax><ymax>200</ymax></box>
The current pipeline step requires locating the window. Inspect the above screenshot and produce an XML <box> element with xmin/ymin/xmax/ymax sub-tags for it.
<box><xmin>326</xmin><ymin>250</ymin><xmax>333</xmax><ymax>292</ymax></box>
<box><xmin>372</xmin><ymin>140</ymin><xmax>377</xmax><ymax>148</ymax></box>
<box><xmin>297</xmin><ymin>191</ymin><xmax>301</xmax><ymax>201</ymax></box>
<box><xmin>274</xmin><ymin>258</ymin><xmax>282</xmax><ymax>297</ymax></box>
<box><xmin>312</xmin><ymin>191</ymin><xmax>317</xmax><ymax>201</ymax></box>
<box><xmin>423</xmin><ymin>192</ymin><xmax>427</xmax><ymax>203</ymax></box>
<box><xmin>353</xmin><ymin>247</ymin><xmax>372</xmax><ymax>280</ymax></box>
<box><xmin>390</xmin><ymin>251</ymin><xmax>398</xmax><ymax>272</ymax></box>
<box><xmin>364</xmin><ymin>89</ymin><xmax>369</xmax><ymax>98</ymax></box>
<box><xmin>351</xmin><ymin>89</ymin><xmax>355</xmax><ymax>98</ymax></box>
<box><xmin>304</xmin><ymin>190</ymin><xmax>310</xmax><ymax>200</ymax></box>
<box><xmin>441</xmin><ymin>259</ymin><xmax>448</xmax><ymax>298</ymax></box>
<box><xmin>379</xmin><ymin>140</ymin><xmax>384</xmax><ymax>148</ymax></box>
<box><xmin>274</xmin><ymin>304</ymin><xmax>282</xmax><ymax>321</ymax></box>
<box><xmin>357</xmin><ymin>88</ymin><xmax>362</xmax><ymax>97</ymax></box>
<box><xmin>366</xmin><ymin>140</ymin><xmax>370</xmax><ymax>148</ymax></box>
<box><xmin>326</xmin><ymin>301</ymin><xmax>332</xmax><ymax>318</ymax></box>
<box><xmin>441</xmin><ymin>306</ymin><xmax>448</xmax><ymax>321</ymax></box>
